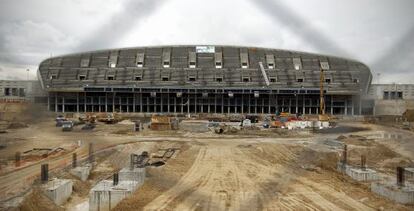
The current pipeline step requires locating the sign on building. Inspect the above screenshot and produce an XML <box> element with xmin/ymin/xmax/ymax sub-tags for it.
<box><xmin>196</xmin><ymin>46</ymin><xmax>215</xmax><ymax>53</ymax></box>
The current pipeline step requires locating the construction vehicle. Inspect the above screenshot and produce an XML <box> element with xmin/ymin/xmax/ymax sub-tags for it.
<box><xmin>97</xmin><ymin>113</ymin><xmax>119</xmax><ymax>124</ymax></box>
<box><xmin>61</xmin><ymin>121</ymin><xmax>74</xmax><ymax>131</ymax></box>
<box><xmin>318</xmin><ymin>64</ymin><xmax>330</xmax><ymax>121</ymax></box>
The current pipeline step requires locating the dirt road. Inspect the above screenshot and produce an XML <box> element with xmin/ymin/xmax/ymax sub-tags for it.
<box><xmin>143</xmin><ymin>142</ymin><xmax>376</xmax><ymax>211</ymax></box>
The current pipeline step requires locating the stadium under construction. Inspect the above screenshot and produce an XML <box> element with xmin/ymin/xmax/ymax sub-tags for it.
<box><xmin>38</xmin><ymin>45</ymin><xmax>372</xmax><ymax>115</ymax></box>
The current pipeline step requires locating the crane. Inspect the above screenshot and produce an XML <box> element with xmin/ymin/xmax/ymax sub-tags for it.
<box><xmin>319</xmin><ymin>63</ymin><xmax>329</xmax><ymax>121</ymax></box>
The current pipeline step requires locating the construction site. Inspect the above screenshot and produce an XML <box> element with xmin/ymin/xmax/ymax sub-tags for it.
<box><xmin>0</xmin><ymin>43</ymin><xmax>413</xmax><ymax>211</ymax></box>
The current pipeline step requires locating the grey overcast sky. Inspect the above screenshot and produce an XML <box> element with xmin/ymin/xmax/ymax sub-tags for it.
<box><xmin>0</xmin><ymin>0</ymin><xmax>413</xmax><ymax>83</ymax></box>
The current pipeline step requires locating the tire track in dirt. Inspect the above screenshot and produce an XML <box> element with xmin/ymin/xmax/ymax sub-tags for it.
<box><xmin>143</xmin><ymin>142</ymin><xmax>379</xmax><ymax>211</ymax></box>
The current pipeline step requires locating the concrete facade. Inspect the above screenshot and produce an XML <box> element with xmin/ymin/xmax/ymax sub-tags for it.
<box><xmin>0</xmin><ymin>80</ymin><xmax>46</xmax><ymax>102</ymax></box>
<box><xmin>38</xmin><ymin>45</ymin><xmax>372</xmax><ymax>115</ymax></box>
<box><xmin>364</xmin><ymin>84</ymin><xmax>414</xmax><ymax>116</ymax></box>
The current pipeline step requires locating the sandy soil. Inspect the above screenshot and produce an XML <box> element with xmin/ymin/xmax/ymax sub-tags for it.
<box><xmin>1</xmin><ymin>107</ymin><xmax>414</xmax><ymax>211</ymax></box>
<box><xmin>119</xmin><ymin>141</ymin><xmax>407</xmax><ymax>211</ymax></box>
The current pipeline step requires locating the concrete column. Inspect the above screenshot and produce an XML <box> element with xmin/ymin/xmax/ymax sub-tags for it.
<box><xmin>112</xmin><ymin>92</ymin><xmax>115</xmax><ymax>112</ymax></box>
<box><xmin>133</xmin><ymin>93</ymin><xmax>136</xmax><ymax>112</ymax></box>
<box><xmin>55</xmin><ymin>92</ymin><xmax>58</xmax><ymax>112</ymax></box>
<box><xmin>139</xmin><ymin>93</ymin><xmax>142</xmax><ymax>112</ymax></box>
<box><xmin>160</xmin><ymin>93</ymin><xmax>163</xmax><ymax>112</ymax></box>
<box><xmin>303</xmin><ymin>95</ymin><xmax>305</xmax><ymax>115</ymax></box>
<box><xmin>62</xmin><ymin>96</ymin><xmax>65</xmax><ymax>113</ymax></box>
<box><xmin>295</xmin><ymin>94</ymin><xmax>298</xmax><ymax>114</ymax></box>
<box><xmin>77</xmin><ymin>93</ymin><xmax>79</xmax><ymax>113</ymax></box>
<box><xmin>241</xmin><ymin>94</ymin><xmax>244</xmax><ymax>113</ymax></box>
<box><xmin>174</xmin><ymin>97</ymin><xmax>177</xmax><ymax>113</ymax></box>
<box><xmin>84</xmin><ymin>92</ymin><xmax>86</xmax><ymax>112</ymax></box>
<box><xmin>288</xmin><ymin>98</ymin><xmax>291</xmax><ymax>113</ymax></box>
<box><xmin>221</xmin><ymin>94</ymin><xmax>224</xmax><ymax>114</ymax></box>
<box><xmin>268</xmin><ymin>94</ymin><xmax>271</xmax><ymax>114</ymax></box>
<box><xmin>275</xmin><ymin>94</ymin><xmax>278</xmax><ymax>114</ymax></box>
<box><xmin>126</xmin><ymin>97</ymin><xmax>129</xmax><ymax>112</ymax></box>
<box><xmin>98</xmin><ymin>96</ymin><xmax>101</xmax><ymax>112</ymax></box>
<box><xmin>167</xmin><ymin>92</ymin><xmax>170</xmax><ymax>113</ymax></box>
<box><xmin>72</xmin><ymin>153</ymin><xmax>77</xmax><ymax>168</ymax></box>
<box><xmin>254</xmin><ymin>98</ymin><xmax>257</xmax><ymax>114</ymax></box>
<box><xmin>345</xmin><ymin>98</ymin><xmax>348</xmax><ymax>115</ymax></box>
<box><xmin>195</xmin><ymin>93</ymin><xmax>197</xmax><ymax>113</ymax></box>
<box><xmin>47</xmin><ymin>94</ymin><xmax>50</xmax><ymax>111</ymax></box>
<box><xmin>187</xmin><ymin>95</ymin><xmax>190</xmax><ymax>114</ymax></box>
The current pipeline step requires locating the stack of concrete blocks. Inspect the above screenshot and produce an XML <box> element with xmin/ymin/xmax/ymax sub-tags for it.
<box><xmin>70</xmin><ymin>164</ymin><xmax>92</xmax><ymax>181</ymax></box>
<box><xmin>371</xmin><ymin>181</ymin><xmax>414</xmax><ymax>205</ymax></box>
<box><xmin>89</xmin><ymin>167</ymin><xmax>146</xmax><ymax>211</ymax></box>
<box><xmin>42</xmin><ymin>178</ymin><xmax>73</xmax><ymax>205</ymax></box>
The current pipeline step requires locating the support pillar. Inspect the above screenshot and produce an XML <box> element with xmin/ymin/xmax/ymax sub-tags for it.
<box><xmin>47</xmin><ymin>94</ymin><xmax>50</xmax><ymax>111</ymax></box>
<box><xmin>55</xmin><ymin>92</ymin><xmax>58</xmax><ymax>112</ymax></box>
<box><xmin>112</xmin><ymin>92</ymin><xmax>115</xmax><ymax>113</ymax></box>
<box><xmin>77</xmin><ymin>92</ymin><xmax>79</xmax><ymax>113</ymax></box>
<box><xmin>62</xmin><ymin>96</ymin><xmax>65</xmax><ymax>113</ymax></box>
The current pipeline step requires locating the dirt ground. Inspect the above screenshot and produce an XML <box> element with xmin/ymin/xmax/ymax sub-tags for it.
<box><xmin>114</xmin><ymin>140</ymin><xmax>411</xmax><ymax>211</ymax></box>
<box><xmin>1</xmin><ymin>105</ymin><xmax>414</xmax><ymax>210</ymax></box>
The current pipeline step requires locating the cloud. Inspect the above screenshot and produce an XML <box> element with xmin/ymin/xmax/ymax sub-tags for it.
<box><xmin>76</xmin><ymin>0</ymin><xmax>166</xmax><ymax>52</ymax></box>
<box><xmin>0</xmin><ymin>20</ymin><xmax>77</xmax><ymax>67</ymax></box>
<box><xmin>0</xmin><ymin>0</ymin><xmax>413</xmax><ymax>84</ymax></box>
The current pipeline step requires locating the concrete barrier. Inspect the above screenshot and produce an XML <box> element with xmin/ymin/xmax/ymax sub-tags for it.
<box><xmin>42</xmin><ymin>178</ymin><xmax>73</xmax><ymax>205</ymax></box>
<box><xmin>119</xmin><ymin>167</ymin><xmax>145</xmax><ymax>185</ymax></box>
<box><xmin>89</xmin><ymin>180</ymin><xmax>138</xmax><ymax>211</ymax></box>
<box><xmin>89</xmin><ymin>167</ymin><xmax>146</xmax><ymax>211</ymax></box>
<box><xmin>371</xmin><ymin>182</ymin><xmax>414</xmax><ymax>205</ymax></box>
<box><xmin>70</xmin><ymin>165</ymin><xmax>92</xmax><ymax>181</ymax></box>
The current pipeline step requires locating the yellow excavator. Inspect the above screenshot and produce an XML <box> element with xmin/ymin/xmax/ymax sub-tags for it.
<box><xmin>319</xmin><ymin>64</ymin><xmax>330</xmax><ymax>121</ymax></box>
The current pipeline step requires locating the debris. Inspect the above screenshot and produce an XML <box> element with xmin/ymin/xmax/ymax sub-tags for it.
<box><xmin>81</xmin><ymin>123</ymin><xmax>95</xmax><ymax>130</ymax></box>
<box><xmin>7</xmin><ymin>122</ymin><xmax>28</xmax><ymax>129</ymax></box>
<box><xmin>150</xmin><ymin>115</ymin><xmax>177</xmax><ymax>130</ymax></box>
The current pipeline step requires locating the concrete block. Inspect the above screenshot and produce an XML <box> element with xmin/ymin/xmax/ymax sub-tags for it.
<box><xmin>371</xmin><ymin>182</ymin><xmax>414</xmax><ymax>205</ymax></box>
<box><xmin>337</xmin><ymin>163</ymin><xmax>378</xmax><ymax>182</ymax></box>
<box><xmin>89</xmin><ymin>180</ymin><xmax>139</xmax><ymax>211</ymax></box>
<box><xmin>346</xmin><ymin>168</ymin><xmax>378</xmax><ymax>182</ymax></box>
<box><xmin>119</xmin><ymin>167</ymin><xmax>145</xmax><ymax>186</ymax></box>
<box><xmin>336</xmin><ymin>162</ymin><xmax>349</xmax><ymax>173</ymax></box>
<box><xmin>179</xmin><ymin>120</ymin><xmax>210</xmax><ymax>132</ymax></box>
<box><xmin>405</xmin><ymin>168</ymin><xmax>414</xmax><ymax>182</ymax></box>
<box><xmin>42</xmin><ymin>178</ymin><xmax>73</xmax><ymax>205</ymax></box>
<box><xmin>70</xmin><ymin>165</ymin><xmax>92</xmax><ymax>181</ymax></box>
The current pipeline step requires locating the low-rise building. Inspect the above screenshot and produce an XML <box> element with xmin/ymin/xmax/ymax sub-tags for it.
<box><xmin>0</xmin><ymin>80</ymin><xmax>46</xmax><ymax>103</ymax></box>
